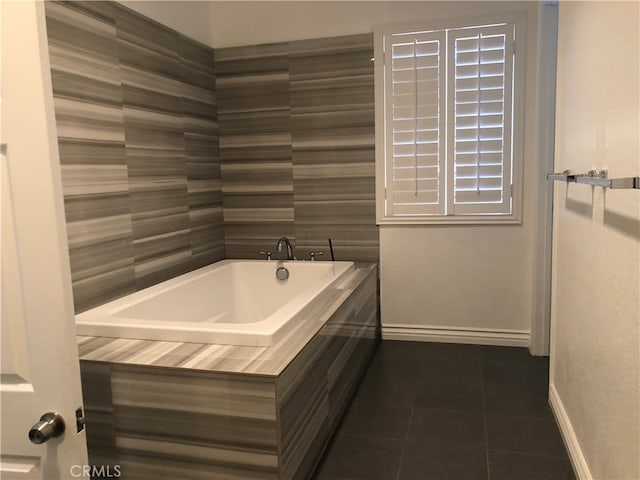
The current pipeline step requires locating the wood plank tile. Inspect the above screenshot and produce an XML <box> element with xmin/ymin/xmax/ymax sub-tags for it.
<box><xmin>109</xmin><ymin>366</ymin><xmax>279</xmax><ymax>478</ymax></box>
<box><xmin>290</xmin><ymin>34</ymin><xmax>377</xmax><ymax>263</ymax></box>
<box><xmin>45</xmin><ymin>1</ymin><xmax>224</xmax><ymax>311</ymax></box>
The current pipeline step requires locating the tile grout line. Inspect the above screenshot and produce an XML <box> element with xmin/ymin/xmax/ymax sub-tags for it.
<box><xmin>480</xmin><ymin>356</ymin><xmax>492</xmax><ymax>480</ymax></box>
<box><xmin>394</xmin><ymin>403</ymin><xmax>415</xmax><ymax>480</ymax></box>
<box><xmin>487</xmin><ymin>447</ymin><xmax>574</xmax><ymax>459</ymax></box>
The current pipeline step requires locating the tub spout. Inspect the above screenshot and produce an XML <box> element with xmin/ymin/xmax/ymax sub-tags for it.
<box><xmin>276</xmin><ymin>237</ymin><xmax>295</xmax><ymax>260</ymax></box>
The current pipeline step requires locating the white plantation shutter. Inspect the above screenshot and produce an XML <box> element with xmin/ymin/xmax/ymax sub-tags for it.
<box><xmin>380</xmin><ymin>21</ymin><xmax>517</xmax><ymax>221</ymax></box>
<box><xmin>385</xmin><ymin>31</ymin><xmax>446</xmax><ymax>216</ymax></box>
<box><xmin>448</xmin><ymin>24</ymin><xmax>514</xmax><ymax>215</ymax></box>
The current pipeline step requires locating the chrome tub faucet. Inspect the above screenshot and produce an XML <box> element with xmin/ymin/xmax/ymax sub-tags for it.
<box><xmin>276</xmin><ymin>237</ymin><xmax>295</xmax><ymax>260</ymax></box>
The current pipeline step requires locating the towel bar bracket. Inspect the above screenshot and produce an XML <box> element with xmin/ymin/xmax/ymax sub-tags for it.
<box><xmin>547</xmin><ymin>168</ymin><xmax>639</xmax><ymax>190</ymax></box>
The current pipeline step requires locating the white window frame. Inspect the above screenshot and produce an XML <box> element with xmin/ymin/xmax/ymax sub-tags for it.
<box><xmin>375</xmin><ymin>14</ymin><xmax>526</xmax><ymax>225</ymax></box>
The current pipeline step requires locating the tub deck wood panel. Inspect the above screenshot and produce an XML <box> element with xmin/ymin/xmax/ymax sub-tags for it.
<box><xmin>78</xmin><ymin>264</ymin><xmax>379</xmax><ymax>479</ymax></box>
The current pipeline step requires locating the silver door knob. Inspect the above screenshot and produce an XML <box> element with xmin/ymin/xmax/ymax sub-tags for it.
<box><xmin>29</xmin><ymin>412</ymin><xmax>65</xmax><ymax>444</ymax></box>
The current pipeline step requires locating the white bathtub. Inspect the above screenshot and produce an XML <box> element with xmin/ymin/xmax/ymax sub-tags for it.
<box><xmin>75</xmin><ymin>259</ymin><xmax>355</xmax><ymax>347</ymax></box>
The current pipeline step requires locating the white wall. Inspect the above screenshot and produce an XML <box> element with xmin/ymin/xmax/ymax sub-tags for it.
<box><xmin>118</xmin><ymin>1</ymin><xmax>215</xmax><ymax>47</ymax></box>
<box><xmin>380</xmin><ymin>224</ymin><xmax>534</xmax><ymax>344</ymax></box>
<box><xmin>549</xmin><ymin>2</ymin><xmax>640</xmax><ymax>479</ymax></box>
<box><xmin>378</xmin><ymin>2</ymin><xmax>554</xmax><ymax>348</ymax></box>
<box><xmin>207</xmin><ymin>1</ymin><xmax>513</xmax><ymax>48</ymax></box>
<box><xmin>126</xmin><ymin>0</ymin><xmax>548</xmax><ymax>54</ymax></box>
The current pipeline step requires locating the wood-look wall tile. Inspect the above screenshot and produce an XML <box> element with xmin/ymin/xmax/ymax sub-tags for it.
<box><xmin>217</xmin><ymin>34</ymin><xmax>378</xmax><ymax>262</ymax></box>
<box><xmin>290</xmin><ymin>34</ymin><xmax>378</xmax><ymax>263</ymax></box>
<box><xmin>109</xmin><ymin>366</ymin><xmax>279</xmax><ymax>479</ymax></box>
<box><xmin>325</xmin><ymin>273</ymin><xmax>379</xmax><ymax>430</ymax></box>
<box><xmin>116</xmin><ymin>9</ymin><xmax>193</xmax><ymax>287</ymax></box>
<box><xmin>80</xmin><ymin>362</ymin><xmax>117</xmax><ymax>459</ymax></box>
<box><xmin>217</xmin><ymin>45</ymin><xmax>294</xmax><ymax>258</ymax></box>
<box><xmin>115</xmin><ymin>453</ymin><xmax>278</xmax><ymax>480</ymax></box>
<box><xmin>180</xmin><ymin>36</ymin><xmax>224</xmax><ymax>266</ymax></box>
<box><xmin>215</xmin><ymin>42</ymin><xmax>291</xmax><ymax>72</ymax></box>
<box><xmin>187</xmin><ymin>159</ymin><xmax>225</xmax><ymax>268</ymax></box>
<box><xmin>277</xmin><ymin>334</ymin><xmax>331</xmax><ymax>480</ymax></box>
<box><xmin>114</xmin><ymin>4</ymin><xmax>182</xmax><ymax>81</ymax></box>
<box><xmin>46</xmin><ymin>2</ymin><xmax>224</xmax><ymax>311</ymax></box>
<box><xmin>46</xmin><ymin>2</ymin><xmax>123</xmax><ymax>93</ymax></box>
<box><xmin>179</xmin><ymin>34</ymin><xmax>216</xmax><ymax>85</ymax></box>
<box><xmin>49</xmin><ymin>6</ymin><xmax>376</xmax><ymax>315</ymax></box>
<box><xmin>46</xmin><ymin>1</ymin><xmax>137</xmax><ymax>313</ymax></box>
<box><xmin>66</xmin><ymin>229</ymin><xmax>136</xmax><ymax>312</ymax></box>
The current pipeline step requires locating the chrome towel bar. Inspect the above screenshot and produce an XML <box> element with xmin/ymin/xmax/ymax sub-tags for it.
<box><xmin>547</xmin><ymin>169</ymin><xmax>640</xmax><ymax>189</ymax></box>
<box><xmin>546</xmin><ymin>170</ymin><xmax>576</xmax><ymax>182</ymax></box>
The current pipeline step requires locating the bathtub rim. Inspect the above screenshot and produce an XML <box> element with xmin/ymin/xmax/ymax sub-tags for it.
<box><xmin>74</xmin><ymin>259</ymin><xmax>356</xmax><ymax>347</ymax></box>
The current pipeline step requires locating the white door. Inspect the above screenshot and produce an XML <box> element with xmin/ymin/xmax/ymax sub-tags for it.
<box><xmin>1</xmin><ymin>1</ymin><xmax>88</xmax><ymax>478</ymax></box>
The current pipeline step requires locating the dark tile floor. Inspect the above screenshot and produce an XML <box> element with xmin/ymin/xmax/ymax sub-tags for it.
<box><xmin>313</xmin><ymin>340</ymin><xmax>575</xmax><ymax>480</ymax></box>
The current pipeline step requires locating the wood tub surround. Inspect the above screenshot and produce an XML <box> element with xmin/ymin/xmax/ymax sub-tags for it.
<box><xmin>78</xmin><ymin>264</ymin><xmax>379</xmax><ymax>479</ymax></box>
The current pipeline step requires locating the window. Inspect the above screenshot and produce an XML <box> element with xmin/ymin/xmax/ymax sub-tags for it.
<box><xmin>375</xmin><ymin>17</ymin><xmax>524</xmax><ymax>224</ymax></box>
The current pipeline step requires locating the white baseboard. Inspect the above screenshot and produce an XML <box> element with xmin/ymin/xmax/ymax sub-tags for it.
<box><xmin>381</xmin><ymin>324</ymin><xmax>530</xmax><ymax>347</ymax></box>
<box><xmin>549</xmin><ymin>383</ymin><xmax>592</xmax><ymax>480</ymax></box>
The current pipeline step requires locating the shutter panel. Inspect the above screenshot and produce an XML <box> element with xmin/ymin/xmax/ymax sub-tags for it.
<box><xmin>381</xmin><ymin>22</ymin><xmax>517</xmax><ymax>220</ymax></box>
<box><xmin>447</xmin><ymin>24</ymin><xmax>514</xmax><ymax>215</ymax></box>
<box><xmin>385</xmin><ymin>31</ymin><xmax>446</xmax><ymax>216</ymax></box>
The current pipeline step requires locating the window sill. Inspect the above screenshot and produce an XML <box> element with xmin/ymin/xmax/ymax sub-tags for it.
<box><xmin>376</xmin><ymin>215</ymin><xmax>522</xmax><ymax>226</ymax></box>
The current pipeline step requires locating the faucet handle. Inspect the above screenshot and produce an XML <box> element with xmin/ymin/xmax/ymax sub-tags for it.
<box><xmin>309</xmin><ymin>251</ymin><xmax>324</xmax><ymax>261</ymax></box>
<box><xmin>259</xmin><ymin>251</ymin><xmax>272</xmax><ymax>261</ymax></box>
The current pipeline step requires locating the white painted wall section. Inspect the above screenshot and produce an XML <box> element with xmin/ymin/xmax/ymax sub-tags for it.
<box><xmin>550</xmin><ymin>2</ymin><xmax>640</xmax><ymax>479</ymax></box>
<box><xmin>118</xmin><ymin>0</ymin><xmax>215</xmax><ymax>47</ymax></box>
<box><xmin>378</xmin><ymin>2</ymin><xmax>554</xmax><ymax>348</ymax></box>
<box><xmin>380</xmin><ymin>225</ymin><xmax>533</xmax><ymax>345</ymax></box>
<box><xmin>208</xmin><ymin>1</ymin><xmax>534</xmax><ymax>49</ymax></box>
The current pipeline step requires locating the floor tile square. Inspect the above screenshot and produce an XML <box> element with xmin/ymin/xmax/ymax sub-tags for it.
<box><xmin>488</xmin><ymin>450</ymin><xmax>576</xmax><ymax>480</ymax></box>
<box><xmin>419</xmin><ymin>342</ymin><xmax>484</xmax><ymax>365</ymax></box>
<box><xmin>481</xmin><ymin>346</ymin><xmax>534</xmax><ymax>365</ymax></box>
<box><xmin>366</xmin><ymin>340</ymin><xmax>429</xmax><ymax>372</ymax></box>
<box><xmin>486</xmin><ymin>413</ymin><xmax>569</xmax><ymax>457</ymax></box>
<box><xmin>484</xmin><ymin>382</ymin><xmax>553</xmax><ymax>418</ymax></box>
<box><xmin>313</xmin><ymin>432</ymin><xmax>405</xmax><ymax>480</ymax></box>
<box><xmin>399</xmin><ymin>444</ymin><xmax>488</xmax><ymax>480</ymax></box>
<box><xmin>408</xmin><ymin>407</ymin><xmax>486</xmax><ymax>448</ymax></box>
<box><xmin>417</xmin><ymin>361</ymin><xmax>484</xmax><ymax>411</ymax></box>
<box><xmin>482</xmin><ymin>358</ymin><xmax>549</xmax><ymax>390</ymax></box>
<box><xmin>356</xmin><ymin>362</ymin><xmax>420</xmax><ymax>407</ymax></box>
<box><xmin>339</xmin><ymin>399</ymin><xmax>413</xmax><ymax>441</ymax></box>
